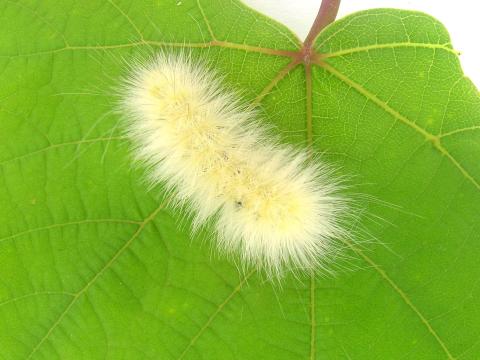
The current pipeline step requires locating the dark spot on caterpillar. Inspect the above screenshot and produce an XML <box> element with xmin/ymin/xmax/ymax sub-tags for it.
<box><xmin>235</xmin><ymin>200</ymin><xmax>243</xmax><ymax>208</ymax></box>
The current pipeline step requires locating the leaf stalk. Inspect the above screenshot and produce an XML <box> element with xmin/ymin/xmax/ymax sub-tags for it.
<box><xmin>299</xmin><ymin>0</ymin><xmax>340</xmax><ymax>63</ymax></box>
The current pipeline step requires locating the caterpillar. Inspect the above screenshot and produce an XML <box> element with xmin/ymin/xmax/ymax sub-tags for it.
<box><xmin>120</xmin><ymin>52</ymin><xmax>349</xmax><ymax>276</ymax></box>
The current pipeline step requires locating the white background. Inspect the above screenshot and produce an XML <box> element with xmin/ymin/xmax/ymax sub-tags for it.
<box><xmin>243</xmin><ymin>0</ymin><xmax>480</xmax><ymax>88</ymax></box>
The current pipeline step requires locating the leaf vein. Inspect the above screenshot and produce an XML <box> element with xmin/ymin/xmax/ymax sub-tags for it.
<box><xmin>196</xmin><ymin>0</ymin><xmax>216</xmax><ymax>40</ymax></box>
<box><xmin>344</xmin><ymin>240</ymin><xmax>455</xmax><ymax>360</ymax></box>
<box><xmin>321</xmin><ymin>42</ymin><xmax>458</xmax><ymax>59</ymax></box>
<box><xmin>320</xmin><ymin>61</ymin><xmax>480</xmax><ymax>191</ymax></box>
<box><xmin>25</xmin><ymin>203</ymin><xmax>165</xmax><ymax>359</ymax></box>
<box><xmin>0</xmin><ymin>291</ymin><xmax>75</xmax><ymax>308</ymax></box>
<box><xmin>0</xmin><ymin>136</ymin><xmax>127</xmax><ymax>167</ymax></box>
<box><xmin>107</xmin><ymin>0</ymin><xmax>145</xmax><ymax>41</ymax></box>
<box><xmin>176</xmin><ymin>270</ymin><xmax>255</xmax><ymax>360</ymax></box>
<box><xmin>0</xmin><ymin>219</ymin><xmax>141</xmax><ymax>244</ymax></box>
<box><xmin>0</xmin><ymin>40</ymin><xmax>295</xmax><ymax>58</ymax></box>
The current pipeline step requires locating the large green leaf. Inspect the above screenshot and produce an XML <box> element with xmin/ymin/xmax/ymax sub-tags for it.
<box><xmin>1</xmin><ymin>1</ymin><xmax>479</xmax><ymax>359</ymax></box>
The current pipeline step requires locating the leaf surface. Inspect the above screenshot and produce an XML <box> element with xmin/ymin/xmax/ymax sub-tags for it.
<box><xmin>0</xmin><ymin>1</ymin><xmax>479</xmax><ymax>359</ymax></box>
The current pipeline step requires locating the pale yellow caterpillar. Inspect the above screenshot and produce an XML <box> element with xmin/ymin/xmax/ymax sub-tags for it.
<box><xmin>120</xmin><ymin>52</ymin><xmax>349</xmax><ymax>276</ymax></box>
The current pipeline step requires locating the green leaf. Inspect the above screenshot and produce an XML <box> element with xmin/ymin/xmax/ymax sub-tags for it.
<box><xmin>1</xmin><ymin>1</ymin><xmax>479</xmax><ymax>359</ymax></box>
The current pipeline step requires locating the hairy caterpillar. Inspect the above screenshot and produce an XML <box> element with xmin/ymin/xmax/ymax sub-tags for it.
<box><xmin>120</xmin><ymin>52</ymin><xmax>349</xmax><ymax>276</ymax></box>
